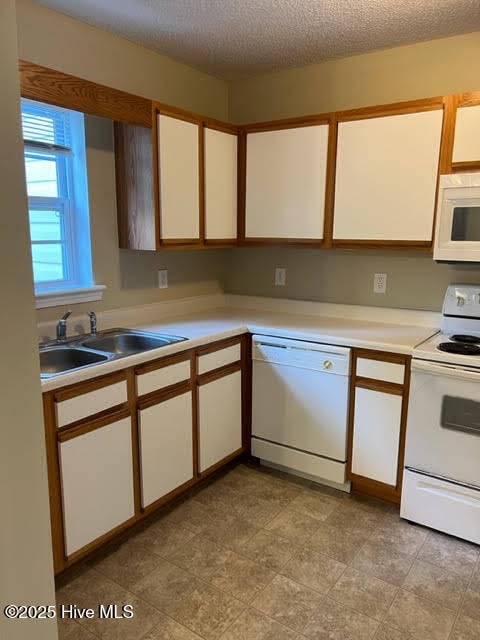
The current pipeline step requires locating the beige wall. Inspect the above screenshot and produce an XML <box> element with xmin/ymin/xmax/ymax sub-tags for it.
<box><xmin>229</xmin><ymin>31</ymin><xmax>480</xmax><ymax>123</ymax></box>
<box><xmin>16</xmin><ymin>0</ymin><xmax>228</xmax><ymax>119</ymax></box>
<box><xmin>0</xmin><ymin>2</ymin><xmax>57</xmax><ymax>638</ymax></box>
<box><xmin>224</xmin><ymin>31</ymin><xmax>480</xmax><ymax>311</ymax></box>
<box><xmin>222</xmin><ymin>248</ymin><xmax>480</xmax><ymax>311</ymax></box>
<box><xmin>15</xmin><ymin>0</ymin><xmax>229</xmax><ymax>324</ymax></box>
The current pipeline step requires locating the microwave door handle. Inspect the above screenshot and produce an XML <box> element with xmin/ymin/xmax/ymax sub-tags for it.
<box><xmin>412</xmin><ymin>359</ymin><xmax>480</xmax><ymax>382</ymax></box>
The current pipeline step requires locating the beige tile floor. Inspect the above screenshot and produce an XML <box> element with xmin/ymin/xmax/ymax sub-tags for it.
<box><xmin>56</xmin><ymin>462</ymin><xmax>480</xmax><ymax>640</ymax></box>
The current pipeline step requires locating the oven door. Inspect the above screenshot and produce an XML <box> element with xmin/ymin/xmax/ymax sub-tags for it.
<box><xmin>405</xmin><ymin>359</ymin><xmax>480</xmax><ymax>487</ymax></box>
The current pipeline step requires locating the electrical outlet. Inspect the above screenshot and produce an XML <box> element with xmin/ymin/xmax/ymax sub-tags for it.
<box><xmin>274</xmin><ymin>267</ymin><xmax>286</xmax><ymax>286</ymax></box>
<box><xmin>158</xmin><ymin>269</ymin><xmax>168</xmax><ymax>289</ymax></box>
<box><xmin>374</xmin><ymin>272</ymin><xmax>387</xmax><ymax>294</ymax></box>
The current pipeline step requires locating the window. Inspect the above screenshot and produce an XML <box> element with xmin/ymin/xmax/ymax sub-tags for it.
<box><xmin>21</xmin><ymin>99</ymin><xmax>104</xmax><ymax>307</ymax></box>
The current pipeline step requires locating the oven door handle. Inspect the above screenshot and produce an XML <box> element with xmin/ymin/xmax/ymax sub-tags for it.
<box><xmin>412</xmin><ymin>359</ymin><xmax>480</xmax><ymax>382</ymax></box>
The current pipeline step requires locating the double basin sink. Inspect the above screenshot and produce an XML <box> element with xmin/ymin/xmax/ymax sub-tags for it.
<box><xmin>39</xmin><ymin>328</ymin><xmax>187</xmax><ymax>378</ymax></box>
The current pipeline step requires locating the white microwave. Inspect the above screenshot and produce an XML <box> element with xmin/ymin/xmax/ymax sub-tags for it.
<box><xmin>434</xmin><ymin>173</ymin><xmax>480</xmax><ymax>261</ymax></box>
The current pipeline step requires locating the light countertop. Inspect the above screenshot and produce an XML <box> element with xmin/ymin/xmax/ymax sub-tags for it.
<box><xmin>41</xmin><ymin>305</ymin><xmax>437</xmax><ymax>392</ymax></box>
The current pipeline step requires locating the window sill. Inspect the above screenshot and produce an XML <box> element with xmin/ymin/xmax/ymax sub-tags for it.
<box><xmin>35</xmin><ymin>285</ymin><xmax>106</xmax><ymax>309</ymax></box>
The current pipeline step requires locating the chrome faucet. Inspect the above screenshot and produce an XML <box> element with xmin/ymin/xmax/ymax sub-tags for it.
<box><xmin>56</xmin><ymin>311</ymin><xmax>72</xmax><ymax>341</ymax></box>
<box><xmin>87</xmin><ymin>311</ymin><xmax>97</xmax><ymax>336</ymax></box>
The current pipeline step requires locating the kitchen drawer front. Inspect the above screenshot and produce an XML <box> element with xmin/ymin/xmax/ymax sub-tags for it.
<box><xmin>56</xmin><ymin>379</ymin><xmax>128</xmax><ymax>427</ymax></box>
<box><xmin>401</xmin><ymin>469</ymin><xmax>480</xmax><ymax>545</ymax></box>
<box><xmin>136</xmin><ymin>359</ymin><xmax>191</xmax><ymax>397</ymax></box>
<box><xmin>197</xmin><ymin>343</ymin><xmax>241</xmax><ymax>374</ymax></box>
<box><xmin>356</xmin><ymin>358</ymin><xmax>405</xmax><ymax>384</ymax></box>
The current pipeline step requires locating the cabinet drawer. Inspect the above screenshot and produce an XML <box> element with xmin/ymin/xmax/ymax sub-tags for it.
<box><xmin>198</xmin><ymin>343</ymin><xmax>241</xmax><ymax>374</ymax></box>
<box><xmin>56</xmin><ymin>379</ymin><xmax>128</xmax><ymax>427</ymax></box>
<box><xmin>136</xmin><ymin>359</ymin><xmax>191</xmax><ymax>397</ymax></box>
<box><xmin>356</xmin><ymin>358</ymin><xmax>405</xmax><ymax>384</ymax></box>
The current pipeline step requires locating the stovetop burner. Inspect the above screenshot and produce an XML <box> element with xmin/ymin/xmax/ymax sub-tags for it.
<box><xmin>450</xmin><ymin>335</ymin><xmax>480</xmax><ymax>344</ymax></box>
<box><xmin>438</xmin><ymin>342</ymin><xmax>480</xmax><ymax>355</ymax></box>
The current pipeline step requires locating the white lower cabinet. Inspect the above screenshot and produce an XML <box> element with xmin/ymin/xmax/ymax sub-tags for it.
<box><xmin>59</xmin><ymin>417</ymin><xmax>135</xmax><ymax>556</ymax></box>
<box><xmin>351</xmin><ymin>387</ymin><xmax>403</xmax><ymax>485</ymax></box>
<box><xmin>138</xmin><ymin>392</ymin><xmax>194</xmax><ymax>508</ymax></box>
<box><xmin>198</xmin><ymin>371</ymin><xmax>242</xmax><ymax>472</ymax></box>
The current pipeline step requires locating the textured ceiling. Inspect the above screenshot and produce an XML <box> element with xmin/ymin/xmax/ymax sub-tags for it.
<box><xmin>36</xmin><ymin>0</ymin><xmax>480</xmax><ymax>79</ymax></box>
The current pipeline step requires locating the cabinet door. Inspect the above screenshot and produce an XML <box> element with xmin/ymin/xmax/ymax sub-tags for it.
<box><xmin>198</xmin><ymin>371</ymin><xmax>242</xmax><ymax>472</ymax></box>
<box><xmin>452</xmin><ymin>104</ymin><xmax>480</xmax><ymax>164</ymax></box>
<box><xmin>157</xmin><ymin>113</ymin><xmax>200</xmax><ymax>240</ymax></box>
<box><xmin>351</xmin><ymin>387</ymin><xmax>402</xmax><ymax>486</ymax></box>
<box><xmin>333</xmin><ymin>109</ymin><xmax>443</xmax><ymax>241</ymax></box>
<box><xmin>139</xmin><ymin>392</ymin><xmax>193</xmax><ymax>508</ymax></box>
<box><xmin>245</xmin><ymin>124</ymin><xmax>329</xmax><ymax>239</ymax></box>
<box><xmin>205</xmin><ymin>128</ymin><xmax>237</xmax><ymax>240</ymax></box>
<box><xmin>59</xmin><ymin>418</ymin><xmax>134</xmax><ymax>556</ymax></box>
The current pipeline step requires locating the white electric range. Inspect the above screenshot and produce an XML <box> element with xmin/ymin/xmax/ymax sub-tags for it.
<box><xmin>401</xmin><ymin>284</ymin><xmax>480</xmax><ymax>544</ymax></box>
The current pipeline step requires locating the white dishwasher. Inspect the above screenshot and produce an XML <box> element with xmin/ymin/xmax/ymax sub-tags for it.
<box><xmin>251</xmin><ymin>335</ymin><xmax>351</xmax><ymax>490</ymax></box>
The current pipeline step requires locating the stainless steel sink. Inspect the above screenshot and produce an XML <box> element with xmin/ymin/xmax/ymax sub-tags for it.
<box><xmin>39</xmin><ymin>328</ymin><xmax>187</xmax><ymax>378</ymax></box>
<box><xmin>40</xmin><ymin>347</ymin><xmax>110</xmax><ymax>378</ymax></box>
<box><xmin>81</xmin><ymin>329</ymin><xmax>186</xmax><ymax>356</ymax></box>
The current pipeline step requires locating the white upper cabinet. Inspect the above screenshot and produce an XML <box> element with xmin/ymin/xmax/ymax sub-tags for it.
<box><xmin>205</xmin><ymin>128</ymin><xmax>237</xmax><ymax>240</ymax></box>
<box><xmin>245</xmin><ymin>124</ymin><xmax>329</xmax><ymax>239</ymax></box>
<box><xmin>157</xmin><ymin>113</ymin><xmax>200</xmax><ymax>240</ymax></box>
<box><xmin>452</xmin><ymin>104</ymin><xmax>480</xmax><ymax>163</ymax></box>
<box><xmin>333</xmin><ymin>109</ymin><xmax>443</xmax><ymax>242</ymax></box>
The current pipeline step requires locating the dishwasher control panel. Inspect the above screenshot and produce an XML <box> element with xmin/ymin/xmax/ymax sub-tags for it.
<box><xmin>252</xmin><ymin>335</ymin><xmax>351</xmax><ymax>376</ymax></box>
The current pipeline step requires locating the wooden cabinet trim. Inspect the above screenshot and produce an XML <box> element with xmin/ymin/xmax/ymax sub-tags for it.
<box><xmin>451</xmin><ymin>160</ymin><xmax>480</xmax><ymax>172</ymax></box>
<box><xmin>336</xmin><ymin>96</ymin><xmax>444</xmax><ymax>122</ymax></box>
<box><xmin>241</xmin><ymin>334</ymin><xmax>252</xmax><ymax>451</ymax></box>
<box><xmin>135</xmin><ymin>349</ymin><xmax>192</xmax><ymax>376</ymax></box>
<box><xmin>331</xmin><ymin>240</ymin><xmax>433</xmax><ymax>251</ymax></box>
<box><xmin>354</xmin><ymin>377</ymin><xmax>404</xmax><ymax>396</ymax></box>
<box><xmin>196</xmin><ymin>335</ymin><xmax>243</xmax><ymax>356</ymax></box>
<box><xmin>19</xmin><ymin>60</ymin><xmax>152</xmax><ymax>127</ymax></box>
<box><xmin>241</xmin><ymin>114</ymin><xmax>332</xmax><ymax>134</ymax></box>
<box><xmin>57</xmin><ymin>406</ymin><xmax>131</xmax><ymax>442</ymax></box>
<box><xmin>43</xmin><ymin>393</ymin><xmax>66</xmax><ymax>573</ymax></box>
<box><xmin>127</xmin><ymin>370</ymin><xmax>142</xmax><ymax>518</ymax></box>
<box><xmin>197</xmin><ymin>361</ymin><xmax>242</xmax><ymax>386</ymax></box>
<box><xmin>457</xmin><ymin>91</ymin><xmax>480</xmax><ymax>108</ymax></box>
<box><xmin>350</xmin><ymin>474</ymin><xmax>401</xmax><ymax>505</ymax></box>
<box><xmin>353</xmin><ymin>349</ymin><xmax>409</xmax><ymax>366</ymax></box>
<box><xmin>137</xmin><ymin>380</ymin><xmax>192</xmax><ymax>410</ymax></box>
<box><xmin>53</xmin><ymin>370</ymin><xmax>127</xmax><ymax>403</ymax></box>
<box><xmin>322</xmin><ymin>115</ymin><xmax>338</xmax><ymax>247</ymax></box>
<box><xmin>141</xmin><ymin>477</ymin><xmax>198</xmax><ymax>516</ymax></box>
<box><xmin>198</xmin><ymin>446</ymin><xmax>247</xmax><ymax>479</ymax></box>
<box><xmin>239</xmin><ymin>238</ymin><xmax>326</xmax><ymax>247</ymax></box>
<box><xmin>237</xmin><ymin>130</ymin><xmax>247</xmax><ymax>241</ymax></box>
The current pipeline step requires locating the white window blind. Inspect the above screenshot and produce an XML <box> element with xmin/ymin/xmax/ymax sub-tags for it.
<box><xmin>21</xmin><ymin>98</ymin><xmax>94</xmax><ymax>295</ymax></box>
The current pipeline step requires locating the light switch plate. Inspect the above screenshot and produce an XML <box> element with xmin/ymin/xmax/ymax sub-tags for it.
<box><xmin>274</xmin><ymin>267</ymin><xmax>286</xmax><ymax>286</ymax></box>
<box><xmin>374</xmin><ymin>272</ymin><xmax>387</xmax><ymax>294</ymax></box>
<box><xmin>158</xmin><ymin>269</ymin><xmax>168</xmax><ymax>289</ymax></box>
